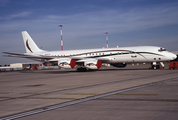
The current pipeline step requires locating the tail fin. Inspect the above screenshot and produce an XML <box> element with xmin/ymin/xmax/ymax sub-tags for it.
<box><xmin>22</xmin><ymin>31</ymin><xmax>43</xmax><ymax>53</ymax></box>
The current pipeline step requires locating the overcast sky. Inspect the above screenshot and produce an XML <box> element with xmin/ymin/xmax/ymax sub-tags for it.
<box><xmin>0</xmin><ymin>0</ymin><xmax>178</xmax><ymax>65</ymax></box>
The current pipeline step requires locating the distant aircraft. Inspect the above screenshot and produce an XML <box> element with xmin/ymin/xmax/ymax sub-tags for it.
<box><xmin>3</xmin><ymin>31</ymin><xmax>177</xmax><ymax>71</ymax></box>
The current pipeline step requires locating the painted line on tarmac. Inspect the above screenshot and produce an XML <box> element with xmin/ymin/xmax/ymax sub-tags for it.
<box><xmin>0</xmin><ymin>97</ymin><xmax>77</xmax><ymax>100</ymax></box>
<box><xmin>98</xmin><ymin>98</ymin><xmax>178</xmax><ymax>102</ymax></box>
<box><xmin>115</xmin><ymin>94</ymin><xmax>158</xmax><ymax>96</ymax></box>
<box><xmin>0</xmin><ymin>77</ymin><xmax>178</xmax><ymax>120</ymax></box>
<box><xmin>21</xmin><ymin>93</ymin><xmax>50</xmax><ymax>95</ymax></box>
<box><xmin>63</xmin><ymin>93</ymin><xmax>98</xmax><ymax>95</ymax></box>
<box><xmin>0</xmin><ymin>92</ymin><xmax>11</xmax><ymax>94</ymax></box>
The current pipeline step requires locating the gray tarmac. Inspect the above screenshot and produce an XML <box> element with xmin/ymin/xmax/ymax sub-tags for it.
<box><xmin>0</xmin><ymin>65</ymin><xmax>178</xmax><ymax>120</ymax></box>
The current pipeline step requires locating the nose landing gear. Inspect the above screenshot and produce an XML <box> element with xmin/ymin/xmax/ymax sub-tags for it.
<box><xmin>150</xmin><ymin>62</ymin><xmax>164</xmax><ymax>70</ymax></box>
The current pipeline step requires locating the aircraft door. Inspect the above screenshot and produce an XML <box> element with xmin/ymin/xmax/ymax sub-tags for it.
<box><xmin>130</xmin><ymin>50</ymin><xmax>137</xmax><ymax>62</ymax></box>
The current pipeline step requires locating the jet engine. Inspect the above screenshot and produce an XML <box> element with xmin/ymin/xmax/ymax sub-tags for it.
<box><xmin>58</xmin><ymin>59</ymin><xmax>76</xmax><ymax>69</ymax></box>
<box><xmin>84</xmin><ymin>59</ymin><xmax>102</xmax><ymax>70</ymax></box>
<box><xmin>111</xmin><ymin>63</ymin><xmax>127</xmax><ymax>68</ymax></box>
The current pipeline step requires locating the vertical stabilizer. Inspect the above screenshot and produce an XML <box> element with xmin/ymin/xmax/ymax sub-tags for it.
<box><xmin>22</xmin><ymin>31</ymin><xmax>43</xmax><ymax>53</ymax></box>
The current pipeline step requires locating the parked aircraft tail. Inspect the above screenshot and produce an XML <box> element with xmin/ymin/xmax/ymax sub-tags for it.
<box><xmin>22</xmin><ymin>31</ymin><xmax>44</xmax><ymax>53</ymax></box>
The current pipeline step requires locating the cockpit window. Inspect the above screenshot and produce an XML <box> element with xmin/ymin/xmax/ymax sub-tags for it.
<box><xmin>158</xmin><ymin>48</ymin><xmax>166</xmax><ymax>52</ymax></box>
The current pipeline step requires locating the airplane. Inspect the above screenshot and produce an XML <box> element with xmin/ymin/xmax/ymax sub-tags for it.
<box><xmin>3</xmin><ymin>31</ymin><xmax>177</xmax><ymax>71</ymax></box>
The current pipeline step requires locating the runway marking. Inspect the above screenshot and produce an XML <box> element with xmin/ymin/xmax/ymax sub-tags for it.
<box><xmin>98</xmin><ymin>98</ymin><xmax>178</xmax><ymax>102</ymax></box>
<box><xmin>24</xmin><ymin>84</ymin><xmax>45</xmax><ymax>87</ymax></box>
<box><xmin>0</xmin><ymin>77</ymin><xmax>178</xmax><ymax>120</ymax></box>
<box><xmin>63</xmin><ymin>93</ymin><xmax>98</xmax><ymax>95</ymax></box>
<box><xmin>0</xmin><ymin>92</ymin><xmax>11</xmax><ymax>94</ymax></box>
<box><xmin>0</xmin><ymin>97</ymin><xmax>77</xmax><ymax>100</ymax></box>
<box><xmin>0</xmin><ymin>97</ymin><xmax>18</xmax><ymax>99</ymax></box>
<box><xmin>21</xmin><ymin>93</ymin><xmax>50</xmax><ymax>95</ymax></box>
<box><xmin>30</xmin><ymin>97</ymin><xmax>76</xmax><ymax>100</ymax></box>
<box><xmin>115</xmin><ymin>94</ymin><xmax>158</xmax><ymax>96</ymax></box>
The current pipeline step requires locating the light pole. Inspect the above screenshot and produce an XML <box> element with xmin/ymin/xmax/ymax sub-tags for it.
<box><xmin>105</xmin><ymin>32</ymin><xmax>108</xmax><ymax>48</ymax></box>
<box><xmin>58</xmin><ymin>25</ymin><xmax>63</xmax><ymax>50</ymax></box>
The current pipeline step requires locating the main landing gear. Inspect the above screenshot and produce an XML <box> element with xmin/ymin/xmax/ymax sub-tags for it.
<box><xmin>150</xmin><ymin>62</ymin><xmax>164</xmax><ymax>70</ymax></box>
<box><xmin>77</xmin><ymin>67</ymin><xmax>87</xmax><ymax>72</ymax></box>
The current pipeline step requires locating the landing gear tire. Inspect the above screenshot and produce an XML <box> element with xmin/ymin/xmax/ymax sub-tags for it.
<box><xmin>77</xmin><ymin>67</ymin><xmax>87</xmax><ymax>72</ymax></box>
<box><xmin>152</xmin><ymin>65</ymin><xmax>160</xmax><ymax>70</ymax></box>
<box><xmin>170</xmin><ymin>67</ymin><xmax>175</xmax><ymax>70</ymax></box>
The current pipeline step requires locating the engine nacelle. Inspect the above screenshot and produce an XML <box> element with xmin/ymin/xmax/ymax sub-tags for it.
<box><xmin>84</xmin><ymin>59</ymin><xmax>102</xmax><ymax>70</ymax></box>
<box><xmin>111</xmin><ymin>63</ymin><xmax>127</xmax><ymax>68</ymax></box>
<box><xmin>58</xmin><ymin>59</ymin><xmax>76</xmax><ymax>69</ymax></box>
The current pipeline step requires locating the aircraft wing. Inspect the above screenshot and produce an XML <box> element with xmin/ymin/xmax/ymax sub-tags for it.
<box><xmin>3</xmin><ymin>52</ymin><xmax>111</xmax><ymax>63</ymax></box>
<box><xmin>3</xmin><ymin>52</ymin><xmax>55</xmax><ymax>61</ymax></box>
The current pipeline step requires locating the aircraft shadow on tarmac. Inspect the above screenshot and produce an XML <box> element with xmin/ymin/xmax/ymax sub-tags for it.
<box><xmin>19</xmin><ymin>67</ymin><xmax>153</xmax><ymax>74</ymax></box>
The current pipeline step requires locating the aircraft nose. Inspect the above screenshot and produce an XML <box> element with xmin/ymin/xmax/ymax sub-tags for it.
<box><xmin>171</xmin><ymin>53</ymin><xmax>177</xmax><ymax>60</ymax></box>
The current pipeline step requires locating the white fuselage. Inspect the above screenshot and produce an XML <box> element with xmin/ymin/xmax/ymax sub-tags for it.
<box><xmin>31</xmin><ymin>46</ymin><xmax>177</xmax><ymax>63</ymax></box>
